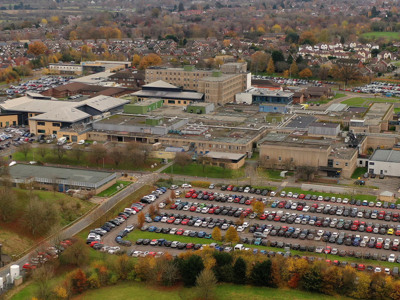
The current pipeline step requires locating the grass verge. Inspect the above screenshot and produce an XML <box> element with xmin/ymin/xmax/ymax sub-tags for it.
<box><xmin>281</xmin><ymin>187</ymin><xmax>377</xmax><ymax>202</ymax></box>
<box><xmin>97</xmin><ymin>181</ymin><xmax>132</xmax><ymax>197</ymax></box>
<box><xmin>351</xmin><ymin>167</ymin><xmax>368</xmax><ymax>179</ymax></box>
<box><xmin>163</xmin><ymin>163</ymin><xmax>245</xmax><ymax>179</ymax></box>
<box><xmin>341</xmin><ymin>97</ymin><xmax>400</xmax><ymax>107</ymax></box>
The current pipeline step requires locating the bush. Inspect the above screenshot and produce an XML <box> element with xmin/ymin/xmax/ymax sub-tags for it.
<box><xmin>190</xmin><ymin>180</ymin><xmax>211</xmax><ymax>188</ymax></box>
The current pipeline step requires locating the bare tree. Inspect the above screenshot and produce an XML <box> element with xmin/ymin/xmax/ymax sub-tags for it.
<box><xmin>296</xmin><ymin>166</ymin><xmax>318</xmax><ymax>181</ymax></box>
<box><xmin>33</xmin><ymin>264</ymin><xmax>55</xmax><ymax>300</ymax></box>
<box><xmin>24</xmin><ymin>196</ymin><xmax>59</xmax><ymax>236</ymax></box>
<box><xmin>174</xmin><ymin>152</ymin><xmax>191</xmax><ymax>171</ymax></box>
<box><xmin>72</xmin><ymin>146</ymin><xmax>84</xmax><ymax>162</ymax></box>
<box><xmin>53</xmin><ymin>144</ymin><xmax>66</xmax><ymax>160</ymax></box>
<box><xmin>20</xmin><ymin>142</ymin><xmax>32</xmax><ymax>160</ymax></box>
<box><xmin>37</xmin><ymin>144</ymin><xmax>47</xmax><ymax>159</ymax></box>
<box><xmin>109</xmin><ymin>146</ymin><xmax>125</xmax><ymax>167</ymax></box>
<box><xmin>89</xmin><ymin>144</ymin><xmax>107</xmax><ymax>166</ymax></box>
<box><xmin>0</xmin><ymin>185</ymin><xmax>17</xmax><ymax>222</ymax></box>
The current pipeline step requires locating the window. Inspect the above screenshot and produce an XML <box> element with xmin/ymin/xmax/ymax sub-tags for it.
<box><xmin>266</xmin><ymin>156</ymin><xmax>269</xmax><ymax>159</ymax></box>
<box><xmin>37</xmin><ymin>121</ymin><xmax>45</xmax><ymax>126</ymax></box>
<box><xmin>278</xmin><ymin>157</ymin><xmax>282</xmax><ymax>161</ymax></box>
<box><xmin>52</xmin><ymin>123</ymin><xmax>61</xmax><ymax>127</ymax></box>
<box><xmin>369</xmin><ymin>162</ymin><xmax>374</xmax><ymax>165</ymax></box>
<box><xmin>38</xmin><ymin>129</ymin><xmax>45</xmax><ymax>133</ymax></box>
<box><xmin>335</xmin><ymin>162</ymin><xmax>339</xmax><ymax>166</ymax></box>
<box><xmin>53</xmin><ymin>131</ymin><xmax>57</xmax><ymax>134</ymax></box>
<box><xmin>345</xmin><ymin>163</ymin><xmax>348</xmax><ymax>166</ymax></box>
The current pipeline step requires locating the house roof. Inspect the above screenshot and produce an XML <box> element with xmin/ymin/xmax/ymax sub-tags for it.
<box><xmin>370</xmin><ymin>149</ymin><xmax>400</xmax><ymax>163</ymax></box>
<box><xmin>203</xmin><ymin>151</ymin><xmax>246</xmax><ymax>161</ymax></box>
<box><xmin>144</xmin><ymin>80</ymin><xmax>178</xmax><ymax>89</ymax></box>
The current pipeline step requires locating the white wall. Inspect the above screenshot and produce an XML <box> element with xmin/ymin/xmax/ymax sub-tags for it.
<box><xmin>235</xmin><ymin>92</ymin><xmax>252</xmax><ymax>104</ymax></box>
<box><xmin>369</xmin><ymin>161</ymin><xmax>400</xmax><ymax>177</ymax></box>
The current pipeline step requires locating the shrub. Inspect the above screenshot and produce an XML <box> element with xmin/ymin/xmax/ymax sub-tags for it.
<box><xmin>190</xmin><ymin>180</ymin><xmax>211</xmax><ymax>188</ymax></box>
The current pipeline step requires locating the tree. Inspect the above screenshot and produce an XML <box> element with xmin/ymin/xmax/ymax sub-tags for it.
<box><xmin>33</xmin><ymin>264</ymin><xmax>54</xmax><ymax>300</ymax></box>
<box><xmin>89</xmin><ymin>144</ymin><xmax>107</xmax><ymax>166</ymax></box>
<box><xmin>72</xmin><ymin>146</ymin><xmax>84</xmax><ymax>162</ymax></box>
<box><xmin>233</xmin><ymin>257</ymin><xmax>247</xmax><ymax>284</ymax></box>
<box><xmin>296</xmin><ymin>165</ymin><xmax>317</xmax><ymax>181</ymax></box>
<box><xmin>20</xmin><ymin>142</ymin><xmax>31</xmax><ymax>160</ymax></box>
<box><xmin>251</xmin><ymin>260</ymin><xmax>272</xmax><ymax>286</ymax></box>
<box><xmin>37</xmin><ymin>144</ymin><xmax>47</xmax><ymax>159</ymax></box>
<box><xmin>195</xmin><ymin>269</ymin><xmax>217</xmax><ymax>300</ymax></box>
<box><xmin>178</xmin><ymin>2</ymin><xmax>184</xmax><ymax>11</ymax></box>
<box><xmin>250</xmin><ymin>51</ymin><xmax>268</xmax><ymax>73</ymax></box>
<box><xmin>178</xmin><ymin>255</ymin><xmax>204</xmax><ymax>286</ymax></box>
<box><xmin>351</xmin><ymin>272</ymin><xmax>371</xmax><ymax>299</ymax></box>
<box><xmin>299</xmin><ymin>68</ymin><xmax>313</xmax><ymax>78</ymax></box>
<box><xmin>132</xmin><ymin>54</ymin><xmax>141</xmax><ymax>67</ymax></box>
<box><xmin>60</xmin><ymin>238</ymin><xmax>89</xmax><ymax>267</ymax></box>
<box><xmin>252</xmin><ymin>201</ymin><xmax>265</xmax><ymax>215</ymax></box>
<box><xmin>174</xmin><ymin>152</ymin><xmax>191</xmax><ymax>171</ymax></box>
<box><xmin>212</xmin><ymin>227</ymin><xmax>222</xmax><ymax>241</ymax></box>
<box><xmin>70</xmin><ymin>269</ymin><xmax>88</xmax><ymax>294</ymax></box>
<box><xmin>27</xmin><ymin>41</ymin><xmax>48</xmax><ymax>56</ymax></box>
<box><xmin>24</xmin><ymin>196</ymin><xmax>59</xmax><ymax>236</ymax></box>
<box><xmin>330</xmin><ymin>64</ymin><xmax>360</xmax><ymax>86</ymax></box>
<box><xmin>322</xmin><ymin>266</ymin><xmax>342</xmax><ymax>295</ymax></box>
<box><xmin>225</xmin><ymin>226</ymin><xmax>239</xmax><ymax>244</ymax></box>
<box><xmin>53</xmin><ymin>144</ymin><xmax>66</xmax><ymax>160</ymax></box>
<box><xmin>271</xmin><ymin>50</ymin><xmax>284</xmax><ymax>62</ymax></box>
<box><xmin>0</xmin><ymin>185</ymin><xmax>17</xmax><ymax>222</ymax></box>
<box><xmin>137</xmin><ymin>211</ymin><xmax>145</xmax><ymax>228</ymax></box>
<box><xmin>109</xmin><ymin>146</ymin><xmax>125</xmax><ymax>167</ymax></box>
<box><xmin>340</xmin><ymin>266</ymin><xmax>356</xmax><ymax>296</ymax></box>
<box><xmin>155</xmin><ymin>257</ymin><xmax>179</xmax><ymax>286</ymax></box>
<box><xmin>266</xmin><ymin>58</ymin><xmax>275</xmax><ymax>74</ymax></box>
<box><xmin>289</xmin><ymin>61</ymin><xmax>298</xmax><ymax>76</ymax></box>
<box><xmin>69</xmin><ymin>30</ymin><xmax>78</xmax><ymax>41</ymax></box>
<box><xmin>138</xmin><ymin>53</ymin><xmax>162</xmax><ymax>70</ymax></box>
<box><xmin>302</xmin><ymin>265</ymin><xmax>322</xmax><ymax>292</ymax></box>
<box><xmin>299</xmin><ymin>31</ymin><xmax>317</xmax><ymax>45</ymax></box>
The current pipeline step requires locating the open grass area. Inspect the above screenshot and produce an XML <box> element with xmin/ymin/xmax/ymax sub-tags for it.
<box><xmin>351</xmin><ymin>167</ymin><xmax>368</xmax><ymax>179</ymax></box>
<box><xmin>395</xmin><ymin>108</ymin><xmax>400</xmax><ymax>113</ymax></box>
<box><xmin>362</xmin><ymin>31</ymin><xmax>400</xmax><ymax>40</ymax></box>
<box><xmin>333</xmin><ymin>93</ymin><xmax>346</xmax><ymax>99</ymax></box>
<box><xmin>12</xmin><ymin>147</ymin><xmax>161</xmax><ymax>171</ymax></box>
<box><xmin>97</xmin><ymin>181</ymin><xmax>132</xmax><ymax>197</ymax></box>
<box><xmin>163</xmin><ymin>163</ymin><xmax>245</xmax><ymax>179</ymax></box>
<box><xmin>341</xmin><ymin>97</ymin><xmax>400</xmax><ymax>107</ymax></box>
<box><xmin>69</xmin><ymin>281</ymin><xmax>343</xmax><ymax>300</ymax></box>
<box><xmin>1</xmin><ymin>189</ymin><xmax>95</xmax><ymax>256</ymax></box>
<box><xmin>282</xmin><ymin>187</ymin><xmax>377</xmax><ymax>202</ymax></box>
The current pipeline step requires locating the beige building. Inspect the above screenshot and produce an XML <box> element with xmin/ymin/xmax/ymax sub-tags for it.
<box><xmin>145</xmin><ymin>63</ymin><xmax>250</xmax><ymax>105</ymax></box>
<box><xmin>350</xmin><ymin>103</ymin><xmax>394</xmax><ymax>134</ymax></box>
<box><xmin>0</xmin><ymin>114</ymin><xmax>18</xmax><ymax>127</ymax></box>
<box><xmin>202</xmin><ymin>151</ymin><xmax>246</xmax><ymax>169</ymax></box>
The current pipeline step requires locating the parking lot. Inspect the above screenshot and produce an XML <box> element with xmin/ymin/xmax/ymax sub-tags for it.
<box><xmin>4</xmin><ymin>76</ymin><xmax>72</xmax><ymax>97</ymax></box>
<box><xmin>85</xmin><ymin>184</ymin><xmax>400</xmax><ymax>274</ymax></box>
<box><xmin>351</xmin><ymin>81</ymin><xmax>400</xmax><ymax>96</ymax></box>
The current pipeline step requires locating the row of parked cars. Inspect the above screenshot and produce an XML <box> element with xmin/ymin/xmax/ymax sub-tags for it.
<box><xmin>351</xmin><ymin>82</ymin><xmax>400</xmax><ymax>96</ymax></box>
<box><xmin>140</xmin><ymin>187</ymin><xmax>169</xmax><ymax>204</ymax></box>
<box><xmin>5</xmin><ymin>76</ymin><xmax>71</xmax><ymax>96</ymax></box>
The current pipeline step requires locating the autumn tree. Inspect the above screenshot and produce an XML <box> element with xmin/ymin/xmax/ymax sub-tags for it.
<box><xmin>132</xmin><ymin>54</ymin><xmax>141</xmax><ymax>68</ymax></box>
<box><xmin>299</xmin><ymin>68</ymin><xmax>313</xmax><ymax>78</ymax></box>
<box><xmin>211</xmin><ymin>227</ymin><xmax>222</xmax><ymax>241</ymax></box>
<box><xmin>89</xmin><ymin>144</ymin><xmax>107</xmax><ymax>166</ymax></box>
<box><xmin>24</xmin><ymin>196</ymin><xmax>59</xmax><ymax>236</ymax></box>
<box><xmin>71</xmin><ymin>269</ymin><xmax>88</xmax><ymax>294</ymax></box>
<box><xmin>174</xmin><ymin>152</ymin><xmax>191</xmax><ymax>171</ymax></box>
<box><xmin>195</xmin><ymin>269</ymin><xmax>217</xmax><ymax>300</ymax></box>
<box><xmin>299</xmin><ymin>31</ymin><xmax>317</xmax><ymax>45</ymax></box>
<box><xmin>252</xmin><ymin>201</ymin><xmax>265</xmax><ymax>215</ymax></box>
<box><xmin>137</xmin><ymin>211</ymin><xmax>145</xmax><ymax>228</ymax></box>
<box><xmin>302</xmin><ymin>265</ymin><xmax>322</xmax><ymax>292</ymax></box>
<box><xmin>60</xmin><ymin>238</ymin><xmax>89</xmax><ymax>267</ymax></box>
<box><xmin>225</xmin><ymin>226</ymin><xmax>239</xmax><ymax>244</ymax></box>
<box><xmin>20</xmin><ymin>142</ymin><xmax>31</xmax><ymax>160</ymax></box>
<box><xmin>69</xmin><ymin>30</ymin><xmax>78</xmax><ymax>41</ymax></box>
<box><xmin>322</xmin><ymin>266</ymin><xmax>342</xmax><ymax>295</ymax></box>
<box><xmin>138</xmin><ymin>53</ymin><xmax>162</xmax><ymax>70</ymax></box>
<box><xmin>28</xmin><ymin>41</ymin><xmax>48</xmax><ymax>56</ymax></box>
<box><xmin>109</xmin><ymin>146</ymin><xmax>125</xmax><ymax>167</ymax></box>
<box><xmin>330</xmin><ymin>63</ymin><xmax>361</xmax><ymax>86</ymax></box>
<box><xmin>33</xmin><ymin>264</ymin><xmax>54</xmax><ymax>300</ymax></box>
<box><xmin>351</xmin><ymin>272</ymin><xmax>371</xmax><ymax>299</ymax></box>
<box><xmin>289</xmin><ymin>61</ymin><xmax>298</xmax><ymax>76</ymax></box>
<box><xmin>0</xmin><ymin>175</ymin><xmax>18</xmax><ymax>222</ymax></box>
<box><xmin>250</xmin><ymin>51</ymin><xmax>268</xmax><ymax>73</ymax></box>
<box><xmin>266</xmin><ymin>58</ymin><xmax>275</xmax><ymax>74</ymax></box>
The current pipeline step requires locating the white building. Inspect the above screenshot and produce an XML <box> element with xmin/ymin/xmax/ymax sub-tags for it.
<box><xmin>369</xmin><ymin>149</ymin><xmax>400</xmax><ymax>177</ymax></box>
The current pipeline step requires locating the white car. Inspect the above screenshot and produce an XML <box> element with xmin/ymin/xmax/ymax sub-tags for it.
<box><xmin>287</xmin><ymin>192</ymin><xmax>293</xmax><ymax>198</ymax></box>
<box><xmin>388</xmin><ymin>254</ymin><xmax>396</xmax><ymax>263</ymax></box>
<box><xmin>108</xmin><ymin>246</ymin><xmax>121</xmax><ymax>254</ymax></box>
<box><xmin>317</xmin><ymin>196</ymin><xmax>323</xmax><ymax>201</ymax></box>
<box><xmin>244</xmin><ymin>187</ymin><xmax>250</xmax><ymax>193</ymax></box>
<box><xmin>194</xmin><ymin>220</ymin><xmax>202</xmax><ymax>227</ymax></box>
<box><xmin>270</xmin><ymin>191</ymin><xmax>276</xmax><ymax>197</ymax></box>
<box><xmin>201</xmin><ymin>207</ymin><xmax>209</xmax><ymax>214</ymax></box>
<box><xmin>125</xmin><ymin>225</ymin><xmax>134</xmax><ymax>232</ymax></box>
<box><xmin>131</xmin><ymin>251</ymin><xmax>142</xmax><ymax>257</ymax></box>
<box><xmin>237</xmin><ymin>226</ymin><xmax>245</xmax><ymax>232</ymax></box>
<box><xmin>181</xmin><ymin>183</ymin><xmax>192</xmax><ymax>188</ymax></box>
<box><xmin>175</xmin><ymin>191</ymin><xmax>182</xmax><ymax>196</ymax></box>
<box><xmin>303</xmin><ymin>206</ymin><xmax>310</xmax><ymax>212</ymax></box>
<box><xmin>183</xmin><ymin>230</ymin><xmax>191</xmax><ymax>236</ymax></box>
<box><xmin>183</xmin><ymin>205</ymin><xmax>190</xmax><ymax>211</ymax></box>
<box><xmin>170</xmin><ymin>185</ymin><xmax>179</xmax><ymax>190</ymax></box>
<box><xmin>280</xmin><ymin>191</ymin><xmax>286</xmax><ymax>197</ymax></box>
<box><xmin>160</xmin><ymin>216</ymin><xmax>168</xmax><ymax>223</ymax></box>
<box><xmin>169</xmin><ymin>228</ymin><xmax>177</xmax><ymax>235</ymax></box>
<box><xmin>209</xmin><ymin>184</ymin><xmax>215</xmax><ymax>189</ymax></box>
<box><xmin>242</xmin><ymin>222</ymin><xmax>250</xmax><ymax>228</ymax></box>
<box><xmin>78</xmin><ymin>140</ymin><xmax>85</xmax><ymax>145</ymax></box>
<box><xmin>343</xmin><ymin>198</ymin><xmax>349</xmax><ymax>204</ymax></box>
<box><xmin>158</xmin><ymin>202</ymin><xmax>166</xmax><ymax>209</ymax></box>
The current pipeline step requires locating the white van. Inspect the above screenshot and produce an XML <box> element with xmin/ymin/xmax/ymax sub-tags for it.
<box><xmin>57</xmin><ymin>137</ymin><xmax>67</xmax><ymax>145</ymax></box>
<box><xmin>234</xmin><ymin>244</ymin><xmax>245</xmax><ymax>251</ymax></box>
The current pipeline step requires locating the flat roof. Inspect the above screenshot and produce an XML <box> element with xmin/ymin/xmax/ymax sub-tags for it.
<box><xmin>70</xmin><ymin>71</ymin><xmax>113</xmax><ymax>84</ymax></box>
<box><xmin>326</xmin><ymin>103</ymin><xmax>348</xmax><ymax>112</ymax></box>
<box><xmin>204</xmin><ymin>151</ymin><xmax>246</xmax><ymax>160</ymax></box>
<box><xmin>370</xmin><ymin>149</ymin><xmax>400</xmax><ymax>163</ymax></box>
<box><xmin>308</xmin><ymin>122</ymin><xmax>340</xmax><ymax>129</ymax></box>
<box><xmin>96</xmin><ymin>114</ymin><xmax>184</xmax><ymax>127</ymax></box>
<box><xmin>143</xmin><ymin>80</ymin><xmax>178</xmax><ymax>89</ymax></box>
<box><xmin>132</xmin><ymin>99</ymin><xmax>163</xmax><ymax>106</ymax></box>
<box><xmin>284</xmin><ymin>115</ymin><xmax>317</xmax><ymax>129</ymax></box>
<box><xmin>133</xmin><ymin>89</ymin><xmax>203</xmax><ymax>100</ymax></box>
<box><xmin>10</xmin><ymin>164</ymin><xmax>115</xmax><ymax>184</ymax></box>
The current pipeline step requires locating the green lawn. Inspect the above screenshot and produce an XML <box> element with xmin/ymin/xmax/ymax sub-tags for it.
<box><xmin>282</xmin><ymin>187</ymin><xmax>377</xmax><ymax>202</ymax></box>
<box><xmin>97</xmin><ymin>181</ymin><xmax>132</xmax><ymax>197</ymax></box>
<box><xmin>362</xmin><ymin>31</ymin><xmax>400</xmax><ymax>40</ymax></box>
<box><xmin>163</xmin><ymin>163</ymin><xmax>245</xmax><ymax>179</ymax></box>
<box><xmin>342</xmin><ymin>97</ymin><xmax>400</xmax><ymax>107</ymax></box>
<box><xmin>333</xmin><ymin>93</ymin><xmax>346</xmax><ymax>99</ymax></box>
<box><xmin>71</xmin><ymin>281</ymin><xmax>343</xmax><ymax>300</ymax></box>
<box><xmin>12</xmin><ymin>147</ymin><xmax>161</xmax><ymax>171</ymax></box>
<box><xmin>351</xmin><ymin>167</ymin><xmax>368</xmax><ymax>179</ymax></box>
<box><xmin>395</xmin><ymin>108</ymin><xmax>400</xmax><ymax>113</ymax></box>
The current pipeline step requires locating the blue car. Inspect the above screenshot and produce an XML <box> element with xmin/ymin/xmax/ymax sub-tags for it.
<box><xmin>253</xmin><ymin>249</ymin><xmax>259</xmax><ymax>254</ymax></box>
<box><xmin>148</xmin><ymin>226</ymin><xmax>157</xmax><ymax>232</ymax></box>
<box><xmin>197</xmin><ymin>231</ymin><xmax>206</xmax><ymax>238</ymax></box>
<box><xmin>153</xmin><ymin>216</ymin><xmax>161</xmax><ymax>222</ymax></box>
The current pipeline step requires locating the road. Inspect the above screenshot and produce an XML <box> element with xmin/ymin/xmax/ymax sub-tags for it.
<box><xmin>0</xmin><ymin>173</ymin><xmax>157</xmax><ymax>280</ymax></box>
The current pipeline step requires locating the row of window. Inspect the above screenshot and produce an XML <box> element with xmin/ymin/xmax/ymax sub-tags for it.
<box><xmin>38</xmin><ymin>129</ymin><xmax>57</xmax><ymax>134</ymax></box>
<box><xmin>37</xmin><ymin>122</ymin><xmax>61</xmax><ymax>127</ymax></box>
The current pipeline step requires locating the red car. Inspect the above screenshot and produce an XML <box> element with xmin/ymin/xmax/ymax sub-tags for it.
<box><xmin>274</xmin><ymin>215</ymin><xmax>281</xmax><ymax>221</ymax></box>
<box><xmin>181</xmin><ymin>219</ymin><xmax>190</xmax><ymax>225</ymax></box>
<box><xmin>190</xmin><ymin>206</ymin><xmax>197</xmax><ymax>212</ymax></box>
<box><xmin>395</xmin><ymin>230</ymin><xmax>400</xmax><ymax>236</ymax></box>
<box><xmin>167</xmin><ymin>217</ymin><xmax>176</xmax><ymax>224</ymax></box>
<box><xmin>366</xmin><ymin>226</ymin><xmax>373</xmax><ymax>233</ymax></box>
<box><xmin>234</xmin><ymin>198</ymin><xmax>240</xmax><ymax>203</ymax></box>
<box><xmin>23</xmin><ymin>263</ymin><xmax>37</xmax><ymax>270</ymax></box>
<box><xmin>324</xmin><ymin>246</ymin><xmax>332</xmax><ymax>254</ymax></box>
<box><xmin>376</xmin><ymin>242</ymin><xmax>383</xmax><ymax>249</ymax></box>
<box><xmin>147</xmin><ymin>252</ymin><xmax>156</xmax><ymax>257</ymax></box>
<box><xmin>176</xmin><ymin>229</ymin><xmax>184</xmax><ymax>235</ymax></box>
<box><xmin>312</xmin><ymin>203</ymin><xmax>318</xmax><ymax>208</ymax></box>
<box><xmin>186</xmin><ymin>243</ymin><xmax>194</xmax><ymax>249</ymax></box>
<box><xmin>227</xmin><ymin>185</ymin><xmax>233</xmax><ymax>191</ymax></box>
<box><xmin>299</xmin><ymin>194</ymin><xmax>305</xmax><ymax>199</ymax></box>
<box><xmin>353</xmin><ymin>220</ymin><xmax>360</xmax><ymax>226</ymax></box>
<box><xmin>185</xmin><ymin>193</ymin><xmax>192</xmax><ymax>198</ymax></box>
<box><xmin>259</xmin><ymin>214</ymin><xmax>267</xmax><ymax>220</ymax></box>
<box><xmin>297</xmin><ymin>205</ymin><xmax>303</xmax><ymax>211</ymax></box>
<box><xmin>351</xmin><ymin>225</ymin><xmax>358</xmax><ymax>231</ymax></box>
<box><xmin>245</xmin><ymin>200</ymin><xmax>252</xmax><ymax>205</ymax></box>
<box><xmin>208</xmin><ymin>208</ymin><xmax>216</xmax><ymax>214</ymax></box>
<box><xmin>191</xmin><ymin>193</ymin><xmax>198</xmax><ymax>199</ymax></box>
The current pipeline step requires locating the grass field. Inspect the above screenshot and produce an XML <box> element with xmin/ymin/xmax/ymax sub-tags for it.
<box><xmin>12</xmin><ymin>147</ymin><xmax>161</xmax><ymax>171</ymax></box>
<box><xmin>395</xmin><ymin>108</ymin><xmax>400</xmax><ymax>113</ymax></box>
<box><xmin>341</xmin><ymin>97</ymin><xmax>400</xmax><ymax>107</ymax></box>
<box><xmin>362</xmin><ymin>31</ymin><xmax>400</xmax><ymax>40</ymax></box>
<box><xmin>163</xmin><ymin>163</ymin><xmax>245</xmax><ymax>179</ymax></box>
<box><xmin>351</xmin><ymin>167</ymin><xmax>368</xmax><ymax>179</ymax></box>
<box><xmin>97</xmin><ymin>181</ymin><xmax>132</xmax><ymax>197</ymax></box>
<box><xmin>333</xmin><ymin>93</ymin><xmax>346</xmax><ymax>99</ymax></box>
<box><xmin>69</xmin><ymin>282</ymin><xmax>343</xmax><ymax>300</ymax></box>
<box><xmin>282</xmin><ymin>187</ymin><xmax>377</xmax><ymax>202</ymax></box>
<box><xmin>1</xmin><ymin>189</ymin><xmax>95</xmax><ymax>256</ymax></box>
